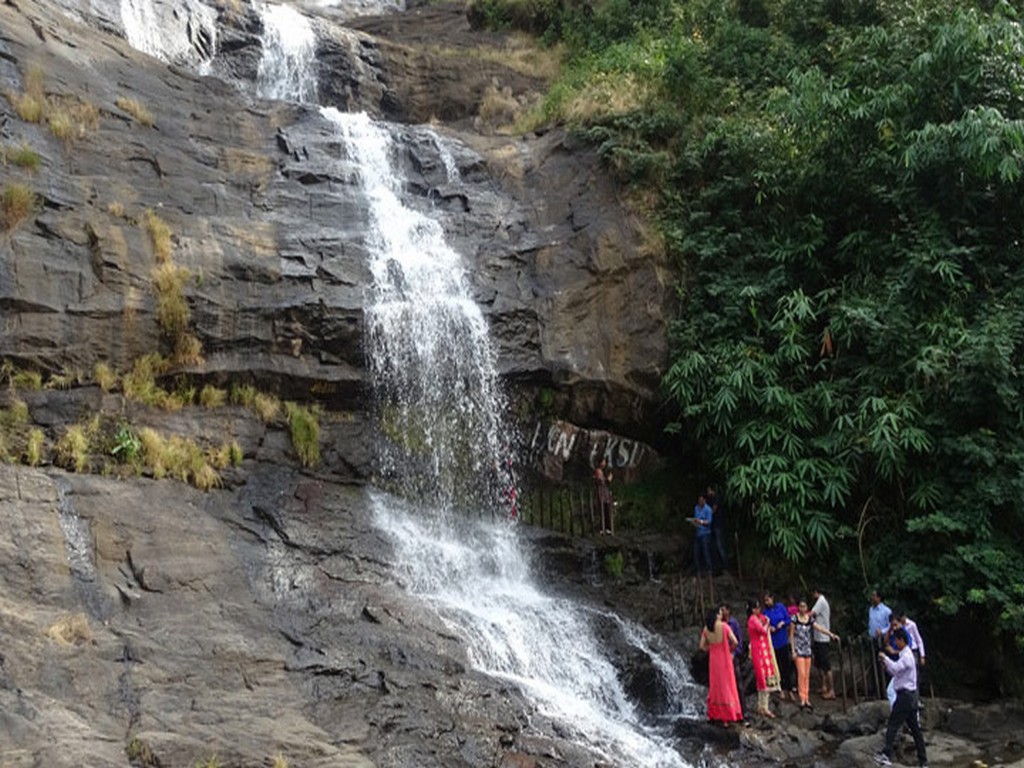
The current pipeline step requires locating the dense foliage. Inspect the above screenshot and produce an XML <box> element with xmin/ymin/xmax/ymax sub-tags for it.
<box><xmin>489</xmin><ymin>0</ymin><xmax>1024</xmax><ymax>687</ymax></box>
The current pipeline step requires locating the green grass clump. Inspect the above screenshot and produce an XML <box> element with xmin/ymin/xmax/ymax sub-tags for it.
<box><xmin>0</xmin><ymin>399</ymin><xmax>30</xmax><ymax>428</ymax></box>
<box><xmin>122</xmin><ymin>354</ymin><xmax>170</xmax><ymax>407</ymax></box>
<box><xmin>229</xmin><ymin>383</ymin><xmax>258</xmax><ymax>408</ymax></box>
<box><xmin>4</xmin><ymin>143</ymin><xmax>42</xmax><ymax>173</ymax></box>
<box><xmin>126</xmin><ymin>736</ymin><xmax>157</xmax><ymax>766</ymax></box>
<box><xmin>285</xmin><ymin>401</ymin><xmax>320</xmax><ymax>467</ymax></box>
<box><xmin>10</xmin><ymin>368</ymin><xmax>42</xmax><ymax>390</ymax></box>
<box><xmin>2</xmin><ymin>183</ymin><xmax>37</xmax><ymax>231</ymax></box>
<box><xmin>228</xmin><ymin>440</ymin><xmax>244</xmax><ymax>467</ymax></box>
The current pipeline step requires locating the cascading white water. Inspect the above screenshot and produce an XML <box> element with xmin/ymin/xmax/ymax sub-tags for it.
<box><xmin>324</xmin><ymin>108</ymin><xmax>510</xmax><ymax>515</ymax></box>
<box><xmin>327</xmin><ymin>105</ymin><xmax>698</xmax><ymax>765</ymax></box>
<box><xmin>375</xmin><ymin>495</ymin><xmax>698</xmax><ymax>766</ymax></box>
<box><xmin>119</xmin><ymin>0</ymin><xmax>216</xmax><ymax>70</ymax></box>
<box><xmin>256</xmin><ymin>3</ymin><xmax>318</xmax><ymax>103</ymax></box>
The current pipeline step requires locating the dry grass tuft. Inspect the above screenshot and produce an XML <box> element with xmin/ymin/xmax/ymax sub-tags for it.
<box><xmin>143</xmin><ymin>209</ymin><xmax>173</xmax><ymax>263</ymax></box>
<box><xmin>2</xmin><ymin>183</ymin><xmax>38</xmax><ymax>231</ymax></box>
<box><xmin>115</xmin><ymin>95</ymin><xmax>155</xmax><ymax>127</ymax></box>
<box><xmin>173</xmin><ymin>332</ymin><xmax>204</xmax><ymax>367</ymax></box>
<box><xmin>561</xmin><ymin>71</ymin><xmax>651</xmax><ymax>126</ymax></box>
<box><xmin>55</xmin><ymin>423</ymin><xmax>90</xmax><ymax>472</ymax></box>
<box><xmin>253</xmin><ymin>392</ymin><xmax>281</xmax><ymax>423</ymax></box>
<box><xmin>24</xmin><ymin>428</ymin><xmax>45</xmax><ymax>466</ymax></box>
<box><xmin>137</xmin><ymin>427</ymin><xmax>221</xmax><ymax>490</ymax></box>
<box><xmin>46</xmin><ymin>613</ymin><xmax>92</xmax><ymax>646</ymax></box>
<box><xmin>199</xmin><ymin>385</ymin><xmax>227</xmax><ymax>408</ymax></box>
<box><xmin>479</xmin><ymin>82</ymin><xmax>522</xmax><ymax>129</ymax></box>
<box><xmin>152</xmin><ymin>262</ymin><xmax>191</xmax><ymax>336</ymax></box>
<box><xmin>94</xmin><ymin>362</ymin><xmax>120</xmax><ymax>392</ymax></box>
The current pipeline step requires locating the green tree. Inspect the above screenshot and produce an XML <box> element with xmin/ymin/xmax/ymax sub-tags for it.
<box><xmin>660</xmin><ymin>2</ymin><xmax>1024</xmax><ymax>678</ymax></box>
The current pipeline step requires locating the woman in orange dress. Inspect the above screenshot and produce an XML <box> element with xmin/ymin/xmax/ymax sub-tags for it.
<box><xmin>699</xmin><ymin>607</ymin><xmax>744</xmax><ymax>726</ymax></box>
<box><xmin>747</xmin><ymin>598</ymin><xmax>782</xmax><ymax>718</ymax></box>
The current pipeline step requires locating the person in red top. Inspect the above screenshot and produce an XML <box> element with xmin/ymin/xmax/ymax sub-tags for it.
<box><xmin>747</xmin><ymin>598</ymin><xmax>781</xmax><ymax>718</ymax></box>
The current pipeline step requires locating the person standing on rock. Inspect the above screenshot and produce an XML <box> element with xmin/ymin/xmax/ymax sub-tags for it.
<box><xmin>811</xmin><ymin>587</ymin><xmax>837</xmax><ymax>700</ymax></box>
<box><xmin>874</xmin><ymin>627</ymin><xmax>929</xmax><ymax>768</ymax></box>
<box><xmin>699</xmin><ymin>606</ymin><xmax>744</xmax><ymax>727</ymax></box>
<box><xmin>707</xmin><ymin>484</ymin><xmax>729</xmax><ymax>574</ymax></box>
<box><xmin>594</xmin><ymin>458</ymin><xmax>613</xmax><ymax>534</ymax></box>
<box><xmin>747</xmin><ymin>598</ymin><xmax>781</xmax><ymax>718</ymax></box>
<box><xmin>789</xmin><ymin>597</ymin><xmax>838</xmax><ymax>710</ymax></box>
<box><xmin>764</xmin><ymin>591</ymin><xmax>795</xmax><ymax>702</ymax></box>
<box><xmin>868</xmin><ymin>589</ymin><xmax>892</xmax><ymax>697</ymax></box>
<box><xmin>721</xmin><ymin>602</ymin><xmax>747</xmax><ymax>718</ymax></box>
<box><xmin>691</xmin><ymin>493</ymin><xmax>713</xmax><ymax>576</ymax></box>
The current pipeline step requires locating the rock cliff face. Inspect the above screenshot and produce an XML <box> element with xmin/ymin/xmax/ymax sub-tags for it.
<box><xmin>0</xmin><ymin>0</ymin><xmax>674</xmax><ymax>445</ymax></box>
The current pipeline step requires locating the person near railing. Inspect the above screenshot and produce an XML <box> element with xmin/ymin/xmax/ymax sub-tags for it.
<box><xmin>811</xmin><ymin>587</ymin><xmax>837</xmax><ymax>700</ymax></box>
<box><xmin>868</xmin><ymin>589</ymin><xmax>892</xmax><ymax>696</ymax></box>
<box><xmin>873</xmin><ymin>627</ymin><xmax>929</xmax><ymax>768</ymax></box>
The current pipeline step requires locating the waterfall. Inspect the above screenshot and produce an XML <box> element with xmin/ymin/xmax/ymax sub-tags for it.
<box><xmin>110</xmin><ymin>7</ymin><xmax>700</xmax><ymax>762</ymax></box>
<box><xmin>327</xmin><ymin>106</ymin><xmax>697</xmax><ymax>765</ymax></box>
<box><xmin>256</xmin><ymin>3</ymin><xmax>318</xmax><ymax>103</ymax></box>
<box><xmin>323</xmin><ymin>108</ymin><xmax>510</xmax><ymax>516</ymax></box>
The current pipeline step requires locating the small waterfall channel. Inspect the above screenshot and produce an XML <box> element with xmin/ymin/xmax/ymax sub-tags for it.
<box><xmin>112</xmin><ymin>4</ymin><xmax>702</xmax><ymax>764</ymax></box>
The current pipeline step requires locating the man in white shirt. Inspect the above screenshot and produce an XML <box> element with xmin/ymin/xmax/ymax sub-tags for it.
<box><xmin>895</xmin><ymin>607</ymin><xmax>928</xmax><ymax>696</ymax></box>
<box><xmin>811</xmin><ymin>587</ymin><xmax>836</xmax><ymax>699</ymax></box>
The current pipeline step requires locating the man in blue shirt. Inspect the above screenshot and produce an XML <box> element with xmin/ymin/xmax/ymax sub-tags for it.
<box><xmin>692</xmin><ymin>494</ymin><xmax>713</xmax><ymax>576</ymax></box>
<box><xmin>868</xmin><ymin>589</ymin><xmax>892</xmax><ymax>697</ymax></box>
<box><xmin>763</xmin><ymin>592</ymin><xmax>795</xmax><ymax>700</ymax></box>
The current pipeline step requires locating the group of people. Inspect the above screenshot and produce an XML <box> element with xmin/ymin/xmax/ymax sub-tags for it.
<box><xmin>700</xmin><ymin>588</ymin><xmax>838</xmax><ymax>727</ymax></box>
<box><xmin>698</xmin><ymin>586</ymin><xmax>929</xmax><ymax>767</ymax></box>
<box><xmin>868</xmin><ymin>590</ymin><xmax>929</xmax><ymax>768</ymax></box>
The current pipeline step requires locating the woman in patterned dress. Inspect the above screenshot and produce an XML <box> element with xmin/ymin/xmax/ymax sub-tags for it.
<box><xmin>747</xmin><ymin>598</ymin><xmax>781</xmax><ymax>718</ymax></box>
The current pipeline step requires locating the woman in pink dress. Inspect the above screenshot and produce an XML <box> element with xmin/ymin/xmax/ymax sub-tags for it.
<box><xmin>699</xmin><ymin>607</ymin><xmax>744</xmax><ymax>726</ymax></box>
<box><xmin>747</xmin><ymin>598</ymin><xmax>782</xmax><ymax>718</ymax></box>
